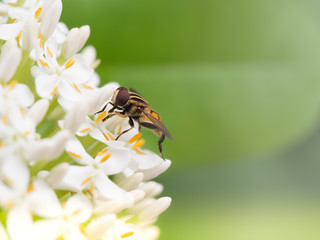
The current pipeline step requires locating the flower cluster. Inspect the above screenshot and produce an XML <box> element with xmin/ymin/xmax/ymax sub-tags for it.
<box><xmin>0</xmin><ymin>1</ymin><xmax>172</xmax><ymax>240</ymax></box>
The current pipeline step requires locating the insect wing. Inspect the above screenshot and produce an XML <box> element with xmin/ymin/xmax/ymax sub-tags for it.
<box><xmin>142</xmin><ymin>110</ymin><xmax>174</xmax><ymax>141</ymax></box>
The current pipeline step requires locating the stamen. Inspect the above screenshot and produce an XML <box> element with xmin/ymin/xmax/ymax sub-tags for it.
<box><xmin>135</xmin><ymin>149</ymin><xmax>146</xmax><ymax>155</ymax></box>
<box><xmin>128</xmin><ymin>133</ymin><xmax>142</xmax><ymax>144</ymax></box>
<box><xmin>8</xmin><ymin>2</ymin><xmax>16</xmax><ymax>6</ymax></box>
<box><xmin>95</xmin><ymin>111</ymin><xmax>106</xmax><ymax>123</ymax></box>
<box><xmin>60</xmin><ymin>201</ymin><xmax>66</xmax><ymax>207</ymax></box>
<box><xmin>73</xmin><ymin>82</ymin><xmax>82</xmax><ymax>94</ymax></box>
<box><xmin>34</xmin><ymin>7</ymin><xmax>42</xmax><ymax>19</ymax></box>
<box><xmin>9</xmin><ymin>80</ymin><xmax>17</xmax><ymax>89</ymax></box>
<box><xmin>97</xmin><ymin>148</ymin><xmax>108</xmax><ymax>156</ymax></box>
<box><xmin>19</xmin><ymin>106</ymin><xmax>25</xmax><ymax>117</ymax></box>
<box><xmin>50</xmin><ymin>86</ymin><xmax>58</xmax><ymax>96</ymax></box>
<box><xmin>132</xmin><ymin>139</ymin><xmax>145</xmax><ymax>149</ymax></box>
<box><xmin>10</xmin><ymin>18</ymin><xmax>17</xmax><ymax>23</ymax></box>
<box><xmin>82</xmin><ymin>83</ymin><xmax>94</xmax><ymax>90</ymax></box>
<box><xmin>38</xmin><ymin>33</ymin><xmax>43</xmax><ymax>48</ymax></box>
<box><xmin>4</xmin><ymin>201</ymin><xmax>14</xmax><ymax>208</ymax></box>
<box><xmin>65</xmin><ymin>58</ymin><xmax>76</xmax><ymax>69</ymax></box>
<box><xmin>72</xmin><ymin>209</ymin><xmax>81</xmax><ymax>215</ymax></box>
<box><xmin>2</xmin><ymin>111</ymin><xmax>8</xmax><ymax>124</ymax></box>
<box><xmin>79</xmin><ymin>128</ymin><xmax>91</xmax><ymax>133</ymax></box>
<box><xmin>22</xmin><ymin>131</ymin><xmax>31</xmax><ymax>137</ymax></box>
<box><xmin>16</xmin><ymin>30</ymin><xmax>22</xmax><ymax>43</ymax></box>
<box><xmin>100</xmin><ymin>153</ymin><xmax>111</xmax><ymax>163</ymax></box>
<box><xmin>121</xmin><ymin>232</ymin><xmax>134</xmax><ymax>238</ymax></box>
<box><xmin>46</xmin><ymin>45</ymin><xmax>53</xmax><ymax>57</ymax></box>
<box><xmin>81</xmin><ymin>176</ymin><xmax>92</xmax><ymax>186</ymax></box>
<box><xmin>56</xmin><ymin>236</ymin><xmax>63</xmax><ymax>240</ymax></box>
<box><xmin>39</xmin><ymin>58</ymin><xmax>49</xmax><ymax>67</ymax></box>
<box><xmin>79</xmin><ymin>224</ymin><xmax>87</xmax><ymax>236</ymax></box>
<box><xmin>89</xmin><ymin>181</ymin><xmax>96</xmax><ymax>194</ymax></box>
<box><xmin>67</xmin><ymin>151</ymin><xmax>82</xmax><ymax>159</ymax></box>
<box><xmin>107</xmin><ymin>132</ymin><xmax>115</xmax><ymax>140</ymax></box>
<box><xmin>117</xmin><ymin>126</ymin><xmax>122</xmax><ymax>135</ymax></box>
<box><xmin>27</xmin><ymin>184</ymin><xmax>34</xmax><ymax>193</ymax></box>
<box><xmin>103</xmin><ymin>133</ymin><xmax>109</xmax><ymax>141</ymax></box>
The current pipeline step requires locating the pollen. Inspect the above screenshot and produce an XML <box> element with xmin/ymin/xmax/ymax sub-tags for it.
<box><xmin>38</xmin><ymin>33</ymin><xmax>43</xmax><ymax>48</ymax></box>
<box><xmin>10</xmin><ymin>18</ymin><xmax>17</xmax><ymax>23</ymax></box>
<box><xmin>65</xmin><ymin>58</ymin><xmax>76</xmax><ymax>69</ymax></box>
<box><xmin>121</xmin><ymin>232</ymin><xmax>134</xmax><ymax>238</ymax></box>
<box><xmin>27</xmin><ymin>184</ymin><xmax>34</xmax><ymax>193</ymax></box>
<box><xmin>46</xmin><ymin>45</ymin><xmax>53</xmax><ymax>57</ymax></box>
<box><xmin>19</xmin><ymin>106</ymin><xmax>25</xmax><ymax>117</ymax></box>
<box><xmin>81</xmin><ymin>176</ymin><xmax>92</xmax><ymax>186</ymax></box>
<box><xmin>9</xmin><ymin>80</ymin><xmax>17</xmax><ymax>89</ymax></box>
<box><xmin>128</xmin><ymin>132</ymin><xmax>142</xmax><ymax>144</ymax></box>
<box><xmin>34</xmin><ymin>7</ymin><xmax>42</xmax><ymax>19</ymax></box>
<box><xmin>67</xmin><ymin>151</ymin><xmax>82</xmax><ymax>159</ymax></box>
<box><xmin>73</xmin><ymin>82</ymin><xmax>82</xmax><ymax>94</ymax></box>
<box><xmin>97</xmin><ymin>148</ymin><xmax>108</xmax><ymax>156</ymax></box>
<box><xmin>100</xmin><ymin>153</ymin><xmax>111</xmax><ymax>163</ymax></box>
<box><xmin>89</xmin><ymin>181</ymin><xmax>96</xmax><ymax>194</ymax></box>
<box><xmin>132</xmin><ymin>138</ymin><xmax>145</xmax><ymax>149</ymax></box>
<box><xmin>95</xmin><ymin>111</ymin><xmax>106</xmax><ymax>123</ymax></box>
<box><xmin>103</xmin><ymin>133</ymin><xmax>109</xmax><ymax>141</ymax></box>
<box><xmin>16</xmin><ymin>30</ymin><xmax>22</xmax><ymax>43</ymax></box>
<box><xmin>50</xmin><ymin>86</ymin><xmax>58</xmax><ymax>96</ymax></box>
<box><xmin>82</xmin><ymin>83</ymin><xmax>94</xmax><ymax>90</ymax></box>
<box><xmin>39</xmin><ymin>58</ymin><xmax>49</xmax><ymax>67</ymax></box>
<box><xmin>79</xmin><ymin>224</ymin><xmax>87</xmax><ymax>236</ymax></box>
<box><xmin>107</xmin><ymin>132</ymin><xmax>115</xmax><ymax>140</ymax></box>
<box><xmin>117</xmin><ymin>126</ymin><xmax>122</xmax><ymax>135</ymax></box>
<box><xmin>79</xmin><ymin>128</ymin><xmax>91</xmax><ymax>133</ymax></box>
<box><xmin>72</xmin><ymin>209</ymin><xmax>81</xmax><ymax>215</ymax></box>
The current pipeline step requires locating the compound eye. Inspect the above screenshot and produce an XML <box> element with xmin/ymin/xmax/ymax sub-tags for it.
<box><xmin>115</xmin><ymin>88</ymin><xmax>129</xmax><ymax>106</ymax></box>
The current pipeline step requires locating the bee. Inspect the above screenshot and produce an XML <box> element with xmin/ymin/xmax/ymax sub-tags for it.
<box><xmin>96</xmin><ymin>87</ymin><xmax>173</xmax><ymax>159</ymax></box>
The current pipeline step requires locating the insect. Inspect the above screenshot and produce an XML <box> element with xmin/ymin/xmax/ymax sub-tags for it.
<box><xmin>96</xmin><ymin>87</ymin><xmax>173</xmax><ymax>159</ymax></box>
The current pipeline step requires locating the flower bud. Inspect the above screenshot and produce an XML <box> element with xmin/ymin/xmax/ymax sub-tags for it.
<box><xmin>0</xmin><ymin>39</ymin><xmax>21</xmax><ymax>82</ymax></box>
<box><xmin>138</xmin><ymin>197</ymin><xmax>172</xmax><ymax>222</ymax></box>
<box><xmin>40</xmin><ymin>0</ymin><xmax>63</xmax><ymax>38</ymax></box>
<box><xmin>21</xmin><ymin>17</ymin><xmax>38</xmax><ymax>51</ymax></box>
<box><xmin>28</xmin><ymin>99</ymin><xmax>49</xmax><ymax>125</ymax></box>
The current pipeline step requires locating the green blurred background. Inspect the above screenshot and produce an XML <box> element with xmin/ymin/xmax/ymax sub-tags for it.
<box><xmin>61</xmin><ymin>0</ymin><xmax>320</xmax><ymax>239</ymax></box>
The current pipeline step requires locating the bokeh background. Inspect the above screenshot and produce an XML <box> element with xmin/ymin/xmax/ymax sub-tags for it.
<box><xmin>61</xmin><ymin>0</ymin><xmax>320</xmax><ymax>239</ymax></box>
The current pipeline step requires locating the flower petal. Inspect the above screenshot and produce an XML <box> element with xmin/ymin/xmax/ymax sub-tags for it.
<box><xmin>64</xmin><ymin>194</ymin><xmax>92</xmax><ymax>223</ymax></box>
<box><xmin>35</xmin><ymin>74</ymin><xmax>59</xmax><ymax>99</ymax></box>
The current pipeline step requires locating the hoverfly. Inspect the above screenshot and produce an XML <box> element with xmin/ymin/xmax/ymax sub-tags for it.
<box><xmin>96</xmin><ymin>87</ymin><xmax>173</xmax><ymax>159</ymax></box>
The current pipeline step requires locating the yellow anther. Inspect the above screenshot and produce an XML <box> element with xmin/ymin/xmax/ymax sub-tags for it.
<box><xmin>10</xmin><ymin>18</ymin><xmax>17</xmax><ymax>23</ymax></box>
<box><xmin>9</xmin><ymin>80</ymin><xmax>17</xmax><ymax>89</ymax></box>
<box><xmin>128</xmin><ymin>133</ymin><xmax>142</xmax><ymax>144</ymax></box>
<box><xmin>39</xmin><ymin>58</ymin><xmax>49</xmax><ymax>67</ymax></box>
<box><xmin>79</xmin><ymin>224</ymin><xmax>87</xmax><ymax>236</ymax></box>
<box><xmin>0</xmin><ymin>141</ymin><xmax>3</xmax><ymax>147</ymax></box>
<box><xmin>79</xmin><ymin>128</ymin><xmax>91</xmax><ymax>133</ymax></box>
<box><xmin>4</xmin><ymin>201</ymin><xmax>14</xmax><ymax>208</ymax></box>
<box><xmin>2</xmin><ymin>111</ymin><xmax>8</xmax><ymax>124</ymax></box>
<box><xmin>100</xmin><ymin>153</ymin><xmax>111</xmax><ymax>163</ymax></box>
<box><xmin>22</xmin><ymin>131</ymin><xmax>31</xmax><ymax>137</ymax></box>
<box><xmin>19</xmin><ymin>106</ymin><xmax>25</xmax><ymax>117</ymax></box>
<box><xmin>34</xmin><ymin>7</ymin><xmax>42</xmax><ymax>19</ymax></box>
<box><xmin>60</xmin><ymin>201</ymin><xmax>66</xmax><ymax>207</ymax></box>
<box><xmin>65</xmin><ymin>58</ymin><xmax>76</xmax><ymax>69</ymax></box>
<box><xmin>103</xmin><ymin>133</ymin><xmax>109</xmax><ymax>141</ymax></box>
<box><xmin>89</xmin><ymin>181</ymin><xmax>96</xmax><ymax>194</ymax></box>
<box><xmin>97</xmin><ymin>148</ymin><xmax>108</xmax><ymax>156</ymax></box>
<box><xmin>132</xmin><ymin>139</ymin><xmax>145</xmax><ymax>149</ymax></box>
<box><xmin>16</xmin><ymin>30</ymin><xmax>22</xmax><ymax>43</ymax></box>
<box><xmin>82</xmin><ymin>83</ymin><xmax>93</xmax><ymax>90</ymax></box>
<box><xmin>117</xmin><ymin>126</ymin><xmax>122</xmax><ymax>135</ymax></box>
<box><xmin>134</xmin><ymin>149</ymin><xmax>146</xmax><ymax>155</ymax></box>
<box><xmin>81</xmin><ymin>176</ymin><xmax>92</xmax><ymax>186</ymax></box>
<box><xmin>67</xmin><ymin>151</ymin><xmax>82</xmax><ymax>159</ymax></box>
<box><xmin>27</xmin><ymin>184</ymin><xmax>34</xmax><ymax>193</ymax></box>
<box><xmin>73</xmin><ymin>82</ymin><xmax>81</xmax><ymax>94</ymax></box>
<box><xmin>107</xmin><ymin>132</ymin><xmax>115</xmax><ymax>140</ymax></box>
<box><xmin>121</xmin><ymin>232</ymin><xmax>134</xmax><ymax>238</ymax></box>
<box><xmin>72</xmin><ymin>209</ymin><xmax>81</xmax><ymax>215</ymax></box>
<box><xmin>95</xmin><ymin>111</ymin><xmax>106</xmax><ymax>123</ymax></box>
<box><xmin>56</xmin><ymin>236</ymin><xmax>63</xmax><ymax>240</ymax></box>
<box><xmin>8</xmin><ymin>2</ymin><xmax>16</xmax><ymax>6</ymax></box>
<box><xmin>46</xmin><ymin>45</ymin><xmax>53</xmax><ymax>57</ymax></box>
<box><xmin>38</xmin><ymin>33</ymin><xmax>43</xmax><ymax>48</ymax></box>
<box><xmin>50</xmin><ymin>86</ymin><xmax>58</xmax><ymax>96</ymax></box>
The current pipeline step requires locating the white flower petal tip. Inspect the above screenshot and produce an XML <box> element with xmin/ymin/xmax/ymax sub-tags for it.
<box><xmin>64</xmin><ymin>99</ymin><xmax>88</xmax><ymax>133</ymax></box>
<box><xmin>61</xmin><ymin>25</ymin><xmax>90</xmax><ymax>59</ymax></box>
<box><xmin>28</xmin><ymin>99</ymin><xmax>49</xmax><ymax>125</ymax></box>
<box><xmin>130</xmin><ymin>190</ymin><xmax>146</xmax><ymax>204</ymax></box>
<box><xmin>0</xmin><ymin>38</ymin><xmax>22</xmax><ymax>83</ymax></box>
<box><xmin>138</xmin><ymin>182</ymin><xmax>164</xmax><ymax>198</ymax></box>
<box><xmin>138</xmin><ymin>197</ymin><xmax>172</xmax><ymax>222</ymax></box>
<box><xmin>24</xmin><ymin>130</ymin><xmax>71</xmax><ymax>162</ymax></box>
<box><xmin>93</xmin><ymin>200</ymin><xmax>127</xmax><ymax>216</ymax></box>
<box><xmin>139</xmin><ymin>159</ymin><xmax>172</xmax><ymax>182</ymax></box>
<box><xmin>117</xmin><ymin>173</ymin><xmax>144</xmax><ymax>191</ymax></box>
<box><xmin>40</xmin><ymin>0</ymin><xmax>62</xmax><ymax>38</ymax></box>
<box><xmin>86</xmin><ymin>214</ymin><xmax>116</xmax><ymax>239</ymax></box>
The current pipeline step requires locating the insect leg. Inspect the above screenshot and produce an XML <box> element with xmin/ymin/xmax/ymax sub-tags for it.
<box><xmin>115</xmin><ymin>117</ymin><xmax>135</xmax><ymax>140</ymax></box>
<box><xmin>95</xmin><ymin>102</ymin><xmax>114</xmax><ymax>115</ymax></box>
<box><xmin>158</xmin><ymin>134</ymin><xmax>165</xmax><ymax>160</ymax></box>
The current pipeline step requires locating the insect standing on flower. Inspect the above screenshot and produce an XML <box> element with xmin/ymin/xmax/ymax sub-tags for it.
<box><xmin>96</xmin><ymin>87</ymin><xmax>173</xmax><ymax>159</ymax></box>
